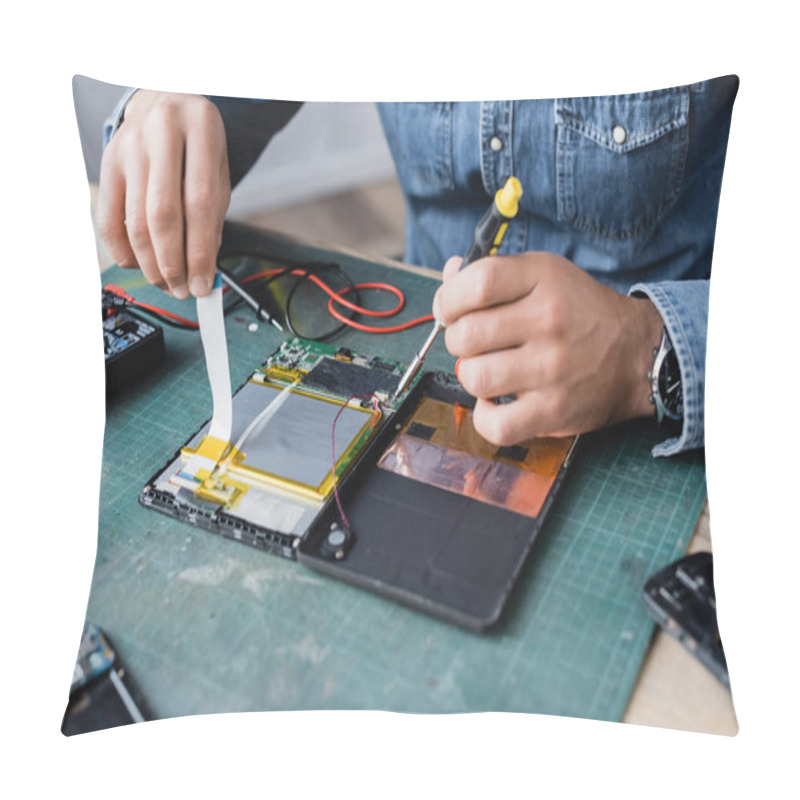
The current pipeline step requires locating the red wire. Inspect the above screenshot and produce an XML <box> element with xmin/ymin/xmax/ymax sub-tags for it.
<box><xmin>241</xmin><ymin>269</ymin><xmax>283</xmax><ymax>282</ymax></box>
<box><xmin>107</xmin><ymin>261</ymin><xmax>435</xmax><ymax>336</ymax></box>
<box><xmin>239</xmin><ymin>268</ymin><xmax>434</xmax><ymax>334</ymax></box>
<box><xmin>104</xmin><ymin>284</ymin><xmax>200</xmax><ymax>329</ymax></box>
<box><xmin>331</xmin><ymin>394</ymin><xmax>380</xmax><ymax>529</ymax></box>
<box><xmin>130</xmin><ymin>300</ymin><xmax>199</xmax><ymax>329</ymax></box>
<box><xmin>326</xmin><ymin>287</ymin><xmax>433</xmax><ymax>333</ymax></box>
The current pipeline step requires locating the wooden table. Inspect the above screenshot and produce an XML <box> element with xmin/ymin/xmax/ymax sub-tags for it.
<box><xmin>624</xmin><ymin>502</ymin><xmax>738</xmax><ymax>734</ymax></box>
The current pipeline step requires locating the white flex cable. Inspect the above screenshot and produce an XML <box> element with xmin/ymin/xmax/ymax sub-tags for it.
<box><xmin>171</xmin><ymin>273</ymin><xmax>234</xmax><ymax>491</ymax></box>
<box><xmin>230</xmin><ymin>379</ymin><xmax>299</xmax><ymax>458</ymax></box>
<box><xmin>197</xmin><ymin>273</ymin><xmax>232</xmax><ymax>443</ymax></box>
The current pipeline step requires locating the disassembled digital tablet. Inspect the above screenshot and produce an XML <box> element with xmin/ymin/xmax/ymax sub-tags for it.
<box><xmin>141</xmin><ymin>339</ymin><xmax>577</xmax><ymax>630</ymax></box>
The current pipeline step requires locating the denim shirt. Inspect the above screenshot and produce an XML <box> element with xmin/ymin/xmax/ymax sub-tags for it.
<box><xmin>104</xmin><ymin>76</ymin><xmax>738</xmax><ymax>456</ymax></box>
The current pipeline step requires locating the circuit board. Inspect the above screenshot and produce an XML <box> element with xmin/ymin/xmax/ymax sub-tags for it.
<box><xmin>140</xmin><ymin>339</ymin><xmax>408</xmax><ymax>557</ymax></box>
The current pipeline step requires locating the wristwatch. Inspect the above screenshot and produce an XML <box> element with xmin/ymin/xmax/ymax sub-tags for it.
<box><xmin>649</xmin><ymin>327</ymin><xmax>683</xmax><ymax>423</ymax></box>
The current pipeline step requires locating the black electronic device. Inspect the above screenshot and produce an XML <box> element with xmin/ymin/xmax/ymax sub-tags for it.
<box><xmin>298</xmin><ymin>372</ymin><xmax>577</xmax><ymax>630</ymax></box>
<box><xmin>102</xmin><ymin>288</ymin><xmax>165</xmax><ymax>397</ymax></box>
<box><xmin>62</xmin><ymin>624</ymin><xmax>148</xmax><ymax>736</ymax></box>
<box><xmin>643</xmin><ymin>552</ymin><xmax>730</xmax><ymax>688</ymax></box>
<box><xmin>140</xmin><ymin>339</ymin><xmax>577</xmax><ymax>631</ymax></box>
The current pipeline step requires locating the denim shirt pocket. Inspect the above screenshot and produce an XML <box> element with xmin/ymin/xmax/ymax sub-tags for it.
<box><xmin>554</xmin><ymin>87</ymin><xmax>690</xmax><ymax>241</ymax></box>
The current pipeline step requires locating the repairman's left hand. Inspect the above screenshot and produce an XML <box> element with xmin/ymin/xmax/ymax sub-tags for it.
<box><xmin>432</xmin><ymin>252</ymin><xmax>664</xmax><ymax>445</ymax></box>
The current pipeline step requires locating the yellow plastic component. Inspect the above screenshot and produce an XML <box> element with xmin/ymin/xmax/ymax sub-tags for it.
<box><xmin>196</xmin><ymin>473</ymin><xmax>249</xmax><ymax>507</ymax></box>
<box><xmin>263</xmin><ymin>366</ymin><xmax>305</xmax><ymax>384</ymax></box>
<box><xmin>181</xmin><ymin>381</ymin><xmax>381</xmax><ymax>504</ymax></box>
<box><xmin>220</xmin><ymin>446</ymin><xmax>244</xmax><ymax>468</ymax></box>
<box><xmin>494</xmin><ymin>176</ymin><xmax>523</xmax><ymax>218</ymax></box>
<box><xmin>194</xmin><ymin>435</ymin><xmax>230</xmax><ymax>462</ymax></box>
<box><xmin>493</xmin><ymin>222</ymin><xmax>508</xmax><ymax>246</ymax></box>
<box><xmin>222</xmin><ymin>402</ymin><xmax>381</xmax><ymax>501</ymax></box>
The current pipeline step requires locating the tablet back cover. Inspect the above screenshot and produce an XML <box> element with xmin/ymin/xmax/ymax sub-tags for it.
<box><xmin>298</xmin><ymin>374</ymin><xmax>577</xmax><ymax>631</ymax></box>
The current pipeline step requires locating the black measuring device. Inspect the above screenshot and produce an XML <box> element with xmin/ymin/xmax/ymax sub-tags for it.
<box><xmin>102</xmin><ymin>286</ymin><xmax>165</xmax><ymax>397</ymax></box>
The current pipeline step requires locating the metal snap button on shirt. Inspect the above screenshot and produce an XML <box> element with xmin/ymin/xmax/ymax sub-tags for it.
<box><xmin>489</xmin><ymin>136</ymin><xmax>504</xmax><ymax>152</ymax></box>
<box><xmin>612</xmin><ymin>125</ymin><xmax>627</xmax><ymax>145</ymax></box>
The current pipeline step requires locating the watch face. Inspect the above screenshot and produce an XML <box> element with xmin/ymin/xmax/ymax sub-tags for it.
<box><xmin>657</xmin><ymin>348</ymin><xmax>683</xmax><ymax>420</ymax></box>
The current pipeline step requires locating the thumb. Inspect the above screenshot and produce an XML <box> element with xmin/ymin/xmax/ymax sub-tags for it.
<box><xmin>442</xmin><ymin>255</ymin><xmax>463</xmax><ymax>282</ymax></box>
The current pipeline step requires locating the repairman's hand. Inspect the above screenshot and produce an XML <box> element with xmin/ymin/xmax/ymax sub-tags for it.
<box><xmin>96</xmin><ymin>91</ymin><xmax>231</xmax><ymax>298</ymax></box>
<box><xmin>432</xmin><ymin>252</ymin><xmax>664</xmax><ymax>444</ymax></box>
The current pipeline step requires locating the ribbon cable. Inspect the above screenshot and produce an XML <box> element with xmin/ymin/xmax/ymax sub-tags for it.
<box><xmin>172</xmin><ymin>273</ymin><xmax>233</xmax><ymax>490</ymax></box>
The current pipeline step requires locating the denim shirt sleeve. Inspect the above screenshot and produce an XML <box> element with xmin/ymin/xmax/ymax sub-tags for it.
<box><xmin>102</xmin><ymin>89</ymin><xmax>301</xmax><ymax>188</ymax></box>
<box><xmin>629</xmin><ymin>280</ymin><xmax>709</xmax><ymax>457</ymax></box>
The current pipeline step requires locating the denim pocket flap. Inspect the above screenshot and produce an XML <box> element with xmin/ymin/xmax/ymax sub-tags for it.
<box><xmin>555</xmin><ymin>89</ymin><xmax>689</xmax><ymax>154</ymax></box>
<box><xmin>554</xmin><ymin>87</ymin><xmax>691</xmax><ymax>243</ymax></box>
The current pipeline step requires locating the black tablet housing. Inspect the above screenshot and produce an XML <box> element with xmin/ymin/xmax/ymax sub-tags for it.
<box><xmin>298</xmin><ymin>372</ymin><xmax>577</xmax><ymax>631</ymax></box>
<box><xmin>141</xmin><ymin>343</ymin><xmax>577</xmax><ymax>632</ymax></box>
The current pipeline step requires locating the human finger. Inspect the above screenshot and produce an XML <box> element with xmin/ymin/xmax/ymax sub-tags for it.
<box><xmin>145</xmin><ymin>125</ymin><xmax>188</xmax><ymax>297</ymax></box>
<box><xmin>442</xmin><ymin>255</ymin><xmax>463</xmax><ymax>282</ymax></box>
<box><xmin>183</xmin><ymin>105</ymin><xmax>230</xmax><ymax>297</ymax></box>
<box><xmin>434</xmin><ymin>254</ymin><xmax>541</xmax><ymax>326</ymax></box>
<box><xmin>444</xmin><ymin>295</ymin><xmax>545</xmax><ymax>357</ymax></box>
<box><xmin>472</xmin><ymin>380</ymin><xmax>586</xmax><ymax>444</ymax></box>
<box><xmin>471</xmin><ymin>391</ymin><xmax>560</xmax><ymax>445</ymax></box>
<box><xmin>96</xmin><ymin>154</ymin><xmax>137</xmax><ymax>269</ymax></box>
<box><xmin>457</xmin><ymin>347</ymin><xmax>545</xmax><ymax>400</ymax></box>
<box><xmin>433</xmin><ymin>256</ymin><xmax>462</xmax><ymax>320</ymax></box>
<box><xmin>124</xmin><ymin>162</ymin><xmax>165</xmax><ymax>290</ymax></box>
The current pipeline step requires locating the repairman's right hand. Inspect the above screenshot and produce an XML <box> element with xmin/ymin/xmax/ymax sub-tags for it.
<box><xmin>96</xmin><ymin>90</ymin><xmax>231</xmax><ymax>299</ymax></box>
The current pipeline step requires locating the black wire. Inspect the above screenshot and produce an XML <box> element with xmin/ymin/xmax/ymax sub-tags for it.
<box><xmin>285</xmin><ymin>263</ymin><xmax>360</xmax><ymax>342</ymax></box>
<box><xmin>218</xmin><ymin>253</ymin><xmax>362</xmax><ymax>341</ymax></box>
<box><xmin>113</xmin><ymin>253</ymin><xmax>362</xmax><ymax>338</ymax></box>
<box><xmin>223</xmin><ymin>294</ymin><xmax>245</xmax><ymax>314</ymax></box>
<box><xmin>218</xmin><ymin>254</ymin><xmax>290</xmax><ymax>326</ymax></box>
<box><xmin>126</xmin><ymin>302</ymin><xmax>199</xmax><ymax>331</ymax></box>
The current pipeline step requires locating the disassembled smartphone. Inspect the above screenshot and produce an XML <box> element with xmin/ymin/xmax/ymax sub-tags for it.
<box><xmin>643</xmin><ymin>552</ymin><xmax>730</xmax><ymax>688</ymax></box>
<box><xmin>62</xmin><ymin>624</ymin><xmax>148</xmax><ymax>735</ymax></box>
<box><xmin>141</xmin><ymin>339</ymin><xmax>577</xmax><ymax>630</ymax></box>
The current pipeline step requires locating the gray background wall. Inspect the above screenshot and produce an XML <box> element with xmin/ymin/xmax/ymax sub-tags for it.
<box><xmin>72</xmin><ymin>75</ymin><xmax>397</xmax><ymax>218</ymax></box>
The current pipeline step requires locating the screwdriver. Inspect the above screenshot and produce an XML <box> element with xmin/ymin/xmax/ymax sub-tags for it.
<box><xmin>391</xmin><ymin>176</ymin><xmax>523</xmax><ymax>400</ymax></box>
<box><xmin>218</xmin><ymin>269</ymin><xmax>284</xmax><ymax>331</ymax></box>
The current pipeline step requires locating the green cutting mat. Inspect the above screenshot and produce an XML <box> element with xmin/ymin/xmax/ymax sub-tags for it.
<box><xmin>85</xmin><ymin>225</ymin><xmax>706</xmax><ymax>721</ymax></box>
